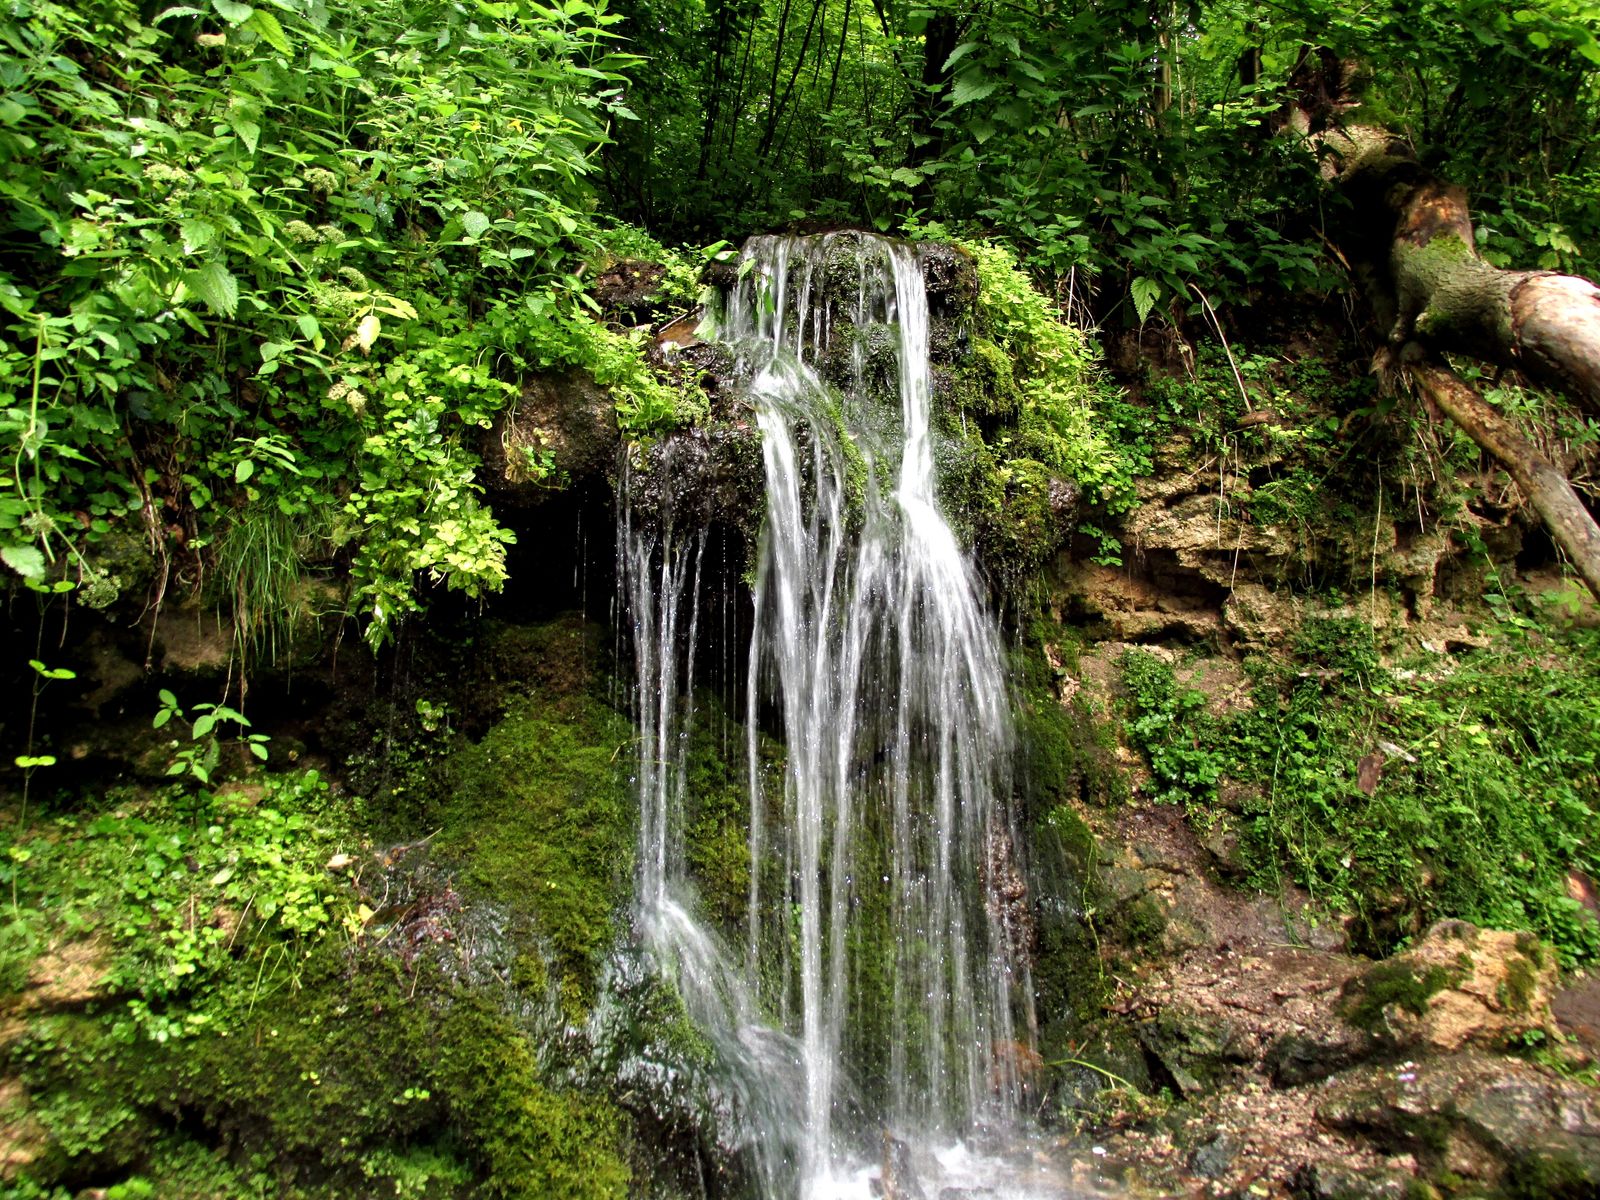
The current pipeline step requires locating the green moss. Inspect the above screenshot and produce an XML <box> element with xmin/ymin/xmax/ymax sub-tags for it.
<box><xmin>435</xmin><ymin>997</ymin><xmax>629</xmax><ymax>1200</ymax></box>
<box><xmin>444</xmin><ymin>693</ymin><xmax>635</xmax><ymax>1002</ymax></box>
<box><xmin>949</xmin><ymin>337</ymin><xmax>1021</xmax><ymax>418</ymax></box>
<box><xmin>1498</xmin><ymin>951</ymin><xmax>1539</xmax><ymax>1014</ymax></box>
<box><xmin>1505</xmin><ymin>1149</ymin><xmax>1600</xmax><ymax>1199</ymax></box>
<box><xmin>682</xmin><ymin>698</ymin><xmax>762</xmax><ymax>932</ymax></box>
<box><xmin>1341</xmin><ymin>961</ymin><xmax>1457</xmax><ymax>1032</ymax></box>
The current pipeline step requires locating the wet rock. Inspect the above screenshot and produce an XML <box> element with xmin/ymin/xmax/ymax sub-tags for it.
<box><xmin>1198</xmin><ymin>813</ymin><xmax>1247</xmax><ymax>879</ymax></box>
<box><xmin>590</xmin><ymin>257</ymin><xmax>668</xmax><ymax>324</ymax></box>
<box><xmin>919</xmin><ymin>242</ymin><xmax>978</xmax><ymax>318</ymax></box>
<box><xmin>1264</xmin><ymin>1031</ymin><xmax>1373</xmax><ymax>1089</ymax></box>
<box><xmin>1288</xmin><ymin>1162</ymin><xmax>1414</xmax><ymax>1199</ymax></box>
<box><xmin>483</xmin><ymin>369</ymin><xmax>618</xmax><ymax>502</ymax></box>
<box><xmin>877</xmin><ymin>1133</ymin><xmax>927</xmax><ymax>1200</ymax></box>
<box><xmin>1187</xmin><ymin>1131</ymin><xmax>1235</xmax><ymax>1178</ymax></box>
<box><xmin>1340</xmin><ymin>920</ymin><xmax>1559</xmax><ymax>1051</ymax></box>
<box><xmin>1318</xmin><ymin>1052</ymin><xmax>1600</xmax><ymax>1194</ymax></box>
<box><xmin>1137</xmin><ymin>1011</ymin><xmax>1248</xmax><ymax>1097</ymax></box>
<box><xmin>621</xmin><ymin>423</ymin><xmax>766</xmax><ymax>546</ymax></box>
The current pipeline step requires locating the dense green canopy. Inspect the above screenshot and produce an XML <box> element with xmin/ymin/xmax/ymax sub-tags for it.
<box><xmin>3</xmin><ymin>0</ymin><xmax>1599</xmax><ymax>638</ymax></box>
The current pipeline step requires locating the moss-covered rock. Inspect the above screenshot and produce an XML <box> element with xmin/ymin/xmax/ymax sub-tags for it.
<box><xmin>444</xmin><ymin>691</ymin><xmax>636</xmax><ymax>1006</ymax></box>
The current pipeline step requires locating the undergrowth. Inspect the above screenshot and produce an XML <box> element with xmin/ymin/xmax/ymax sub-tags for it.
<box><xmin>1119</xmin><ymin>615</ymin><xmax>1600</xmax><ymax>963</ymax></box>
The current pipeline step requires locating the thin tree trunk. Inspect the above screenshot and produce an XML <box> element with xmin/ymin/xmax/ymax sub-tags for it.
<box><xmin>1410</xmin><ymin>362</ymin><xmax>1600</xmax><ymax>598</ymax></box>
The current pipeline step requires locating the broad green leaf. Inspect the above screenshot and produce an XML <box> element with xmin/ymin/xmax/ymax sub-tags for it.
<box><xmin>1131</xmin><ymin>276</ymin><xmax>1161</xmax><ymax>325</ymax></box>
<box><xmin>180</xmin><ymin>219</ymin><xmax>216</xmax><ymax>253</ymax></box>
<box><xmin>235</xmin><ymin>459</ymin><xmax>255</xmax><ymax>483</ymax></box>
<box><xmin>249</xmin><ymin>8</ymin><xmax>292</xmax><ymax>54</ymax></box>
<box><xmin>211</xmin><ymin>0</ymin><xmax>254</xmax><ymax>24</ymax></box>
<box><xmin>297</xmin><ymin>314</ymin><xmax>320</xmax><ymax>341</ymax></box>
<box><xmin>948</xmin><ymin>75</ymin><xmax>998</xmax><ymax>107</ymax></box>
<box><xmin>942</xmin><ymin>42</ymin><xmax>981</xmax><ymax>71</ymax></box>
<box><xmin>1</xmin><ymin>544</ymin><xmax>45</xmax><ymax>579</ymax></box>
<box><xmin>183</xmin><ymin>262</ymin><xmax>240</xmax><ymax>317</ymax></box>
<box><xmin>229</xmin><ymin>116</ymin><xmax>261</xmax><ymax>156</ymax></box>
<box><xmin>461</xmin><ymin>210</ymin><xmax>492</xmax><ymax>239</ymax></box>
<box><xmin>890</xmin><ymin>166</ymin><xmax>923</xmax><ymax>187</ymax></box>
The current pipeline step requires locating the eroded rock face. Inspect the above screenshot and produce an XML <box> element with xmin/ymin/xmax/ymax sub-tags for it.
<box><xmin>1318</xmin><ymin>1053</ymin><xmax>1600</xmax><ymax>1195</ymax></box>
<box><xmin>618</xmin><ymin>423</ymin><xmax>766</xmax><ymax>546</ymax></box>
<box><xmin>484</xmin><ymin>369</ymin><xmax>619</xmax><ymax>503</ymax></box>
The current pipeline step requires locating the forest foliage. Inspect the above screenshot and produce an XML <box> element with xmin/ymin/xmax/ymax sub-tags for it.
<box><xmin>5</xmin><ymin>0</ymin><xmax>1600</xmax><ymax>641</ymax></box>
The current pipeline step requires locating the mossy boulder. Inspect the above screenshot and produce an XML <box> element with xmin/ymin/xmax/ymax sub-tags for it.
<box><xmin>444</xmin><ymin>691</ymin><xmax>636</xmax><ymax>1007</ymax></box>
<box><xmin>1340</xmin><ymin>921</ymin><xmax>1559</xmax><ymax>1051</ymax></box>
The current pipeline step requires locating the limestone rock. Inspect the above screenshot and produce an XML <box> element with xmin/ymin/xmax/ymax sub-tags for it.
<box><xmin>1340</xmin><ymin>920</ymin><xmax>1559</xmax><ymax>1051</ymax></box>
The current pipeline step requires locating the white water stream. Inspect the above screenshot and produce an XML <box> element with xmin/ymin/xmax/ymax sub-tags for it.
<box><xmin>621</xmin><ymin>233</ymin><xmax>1068</xmax><ymax>1200</ymax></box>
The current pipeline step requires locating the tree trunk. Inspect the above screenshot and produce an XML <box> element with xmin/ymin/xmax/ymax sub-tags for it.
<box><xmin>1317</xmin><ymin>125</ymin><xmax>1600</xmax><ymax>418</ymax></box>
<box><xmin>1410</xmin><ymin>362</ymin><xmax>1600</xmax><ymax>600</ymax></box>
<box><xmin>1296</xmin><ymin>78</ymin><xmax>1600</xmax><ymax>598</ymax></box>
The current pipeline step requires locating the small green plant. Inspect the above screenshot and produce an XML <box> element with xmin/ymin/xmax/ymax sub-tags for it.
<box><xmin>152</xmin><ymin>691</ymin><xmax>268</xmax><ymax>786</ymax></box>
<box><xmin>1117</xmin><ymin>619</ymin><xmax>1600</xmax><ymax>963</ymax></box>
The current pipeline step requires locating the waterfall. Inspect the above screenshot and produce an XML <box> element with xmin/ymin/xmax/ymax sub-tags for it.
<box><xmin>620</xmin><ymin>232</ymin><xmax>1038</xmax><ymax>1199</ymax></box>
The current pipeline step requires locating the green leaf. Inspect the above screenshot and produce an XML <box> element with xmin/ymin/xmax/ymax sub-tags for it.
<box><xmin>461</xmin><ymin>211</ymin><xmax>492</xmax><ymax>239</ymax></box>
<box><xmin>296</xmin><ymin>314</ymin><xmax>320</xmax><ymax>341</ymax></box>
<box><xmin>14</xmin><ymin>755</ymin><xmax>55</xmax><ymax>769</ymax></box>
<box><xmin>249</xmin><ymin>742</ymin><xmax>269</xmax><ymax>761</ymax></box>
<box><xmin>1</xmin><ymin>544</ymin><xmax>45</xmax><ymax>579</ymax></box>
<box><xmin>1131</xmin><ymin>276</ymin><xmax>1161</xmax><ymax>325</ymax></box>
<box><xmin>183</xmin><ymin>262</ymin><xmax>239</xmax><ymax>317</ymax></box>
<box><xmin>192</xmin><ymin>712</ymin><xmax>217</xmax><ymax>738</ymax></box>
<box><xmin>159</xmin><ymin>690</ymin><xmax>178</xmax><ymax>709</ymax></box>
<box><xmin>949</xmin><ymin>75</ymin><xmax>999</xmax><ymax>107</ymax></box>
<box><xmin>248</xmin><ymin>8</ymin><xmax>292</xmax><ymax>54</ymax></box>
<box><xmin>211</xmin><ymin>0</ymin><xmax>254</xmax><ymax>24</ymax></box>
<box><xmin>235</xmin><ymin>459</ymin><xmax>254</xmax><ymax>483</ymax></box>
<box><xmin>889</xmin><ymin>166</ymin><xmax>923</xmax><ymax>187</ymax></box>
<box><xmin>179</xmin><ymin>219</ymin><xmax>216</xmax><ymax>253</ymax></box>
<box><xmin>229</xmin><ymin>117</ymin><xmax>261</xmax><ymax>156</ymax></box>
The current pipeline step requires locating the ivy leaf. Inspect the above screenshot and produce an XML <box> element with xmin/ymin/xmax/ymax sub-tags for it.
<box><xmin>1</xmin><ymin>545</ymin><xmax>45</xmax><ymax>579</ymax></box>
<box><xmin>184</xmin><ymin>261</ymin><xmax>240</xmax><ymax>317</ymax></box>
<box><xmin>461</xmin><ymin>210</ymin><xmax>491</xmax><ymax>239</ymax></box>
<box><xmin>211</xmin><ymin>0</ymin><xmax>254</xmax><ymax>24</ymax></box>
<box><xmin>1131</xmin><ymin>276</ymin><xmax>1161</xmax><ymax>325</ymax></box>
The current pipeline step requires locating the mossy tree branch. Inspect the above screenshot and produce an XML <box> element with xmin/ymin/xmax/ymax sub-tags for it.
<box><xmin>1290</xmin><ymin>64</ymin><xmax>1600</xmax><ymax>599</ymax></box>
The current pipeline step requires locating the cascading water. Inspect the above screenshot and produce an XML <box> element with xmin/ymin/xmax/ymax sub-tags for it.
<box><xmin>620</xmin><ymin>232</ymin><xmax>1052</xmax><ymax>1199</ymax></box>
